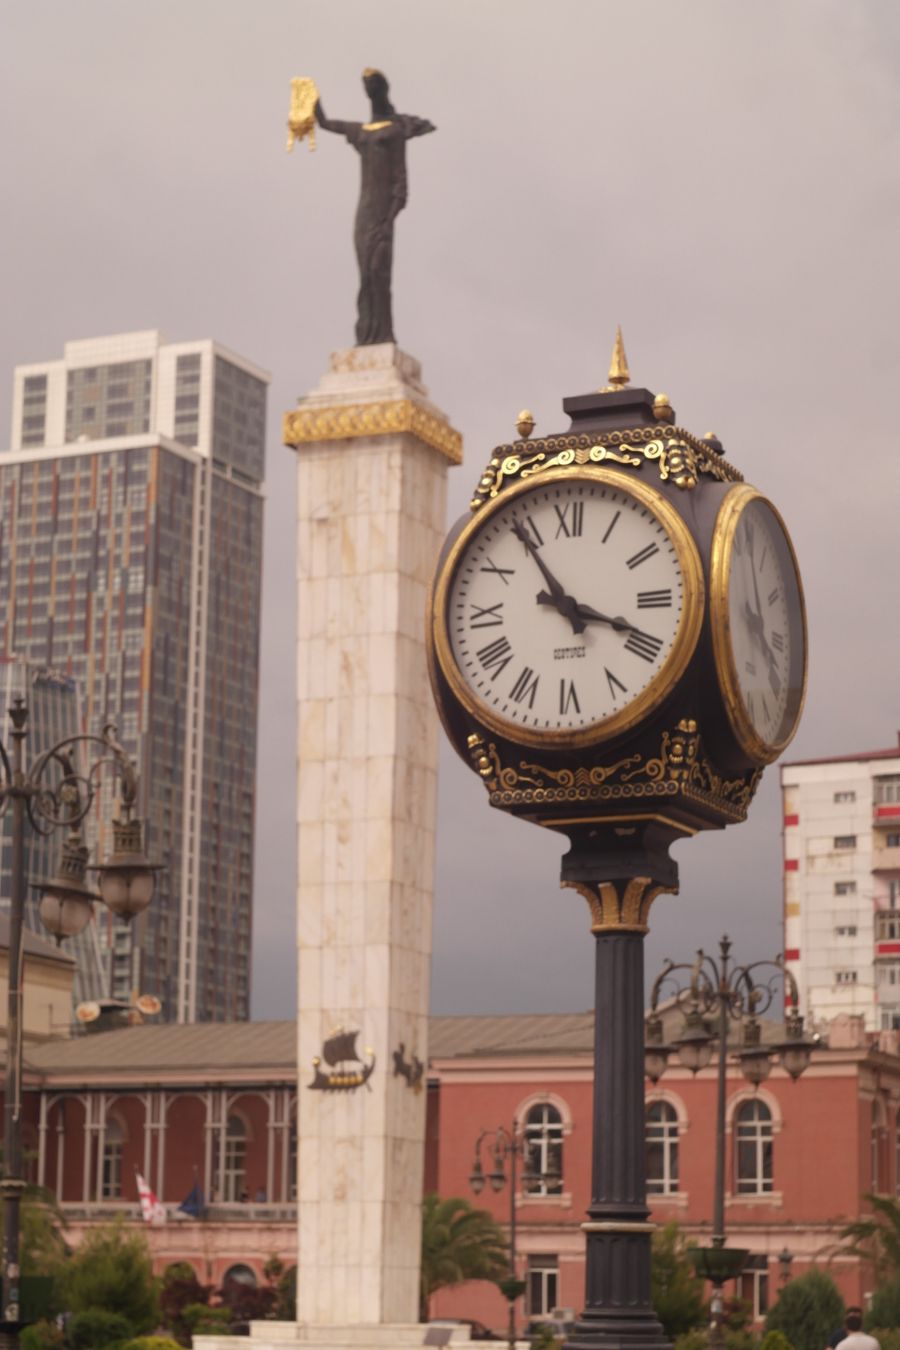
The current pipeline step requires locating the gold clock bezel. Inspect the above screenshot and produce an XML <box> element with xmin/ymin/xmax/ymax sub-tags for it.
<box><xmin>430</xmin><ymin>467</ymin><xmax>705</xmax><ymax>751</ymax></box>
<box><xmin>709</xmin><ymin>483</ymin><xmax>808</xmax><ymax>765</ymax></box>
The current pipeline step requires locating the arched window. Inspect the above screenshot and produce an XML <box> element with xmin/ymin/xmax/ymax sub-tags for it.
<box><xmin>102</xmin><ymin>1117</ymin><xmax>125</xmax><ymax>1199</ymax></box>
<box><xmin>872</xmin><ymin>1103</ymin><xmax>883</xmax><ymax>1191</ymax></box>
<box><xmin>523</xmin><ymin>1103</ymin><xmax>563</xmax><ymax>1195</ymax></box>
<box><xmin>734</xmin><ymin>1100</ymin><xmax>773</xmax><ymax>1195</ymax></box>
<box><xmin>222</xmin><ymin>1263</ymin><xmax>257</xmax><ymax>1288</ymax></box>
<box><xmin>646</xmin><ymin>1101</ymin><xmax>679</xmax><ymax>1195</ymax></box>
<box><xmin>219</xmin><ymin>1116</ymin><xmax>247</xmax><ymax>1202</ymax></box>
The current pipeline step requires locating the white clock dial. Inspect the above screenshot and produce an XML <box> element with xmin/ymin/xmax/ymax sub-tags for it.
<box><xmin>712</xmin><ymin>487</ymin><xmax>806</xmax><ymax>761</ymax></box>
<box><xmin>436</xmin><ymin>470</ymin><xmax>704</xmax><ymax>748</ymax></box>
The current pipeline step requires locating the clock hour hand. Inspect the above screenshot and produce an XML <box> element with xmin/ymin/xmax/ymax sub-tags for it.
<box><xmin>743</xmin><ymin>602</ymin><xmax>781</xmax><ymax>694</ymax></box>
<box><xmin>511</xmin><ymin>521</ymin><xmax>585</xmax><ymax>635</ymax></box>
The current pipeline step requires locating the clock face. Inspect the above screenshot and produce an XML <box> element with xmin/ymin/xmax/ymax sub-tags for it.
<box><xmin>433</xmin><ymin>469</ymin><xmax>704</xmax><ymax>749</ymax></box>
<box><xmin>711</xmin><ymin>486</ymin><xmax>807</xmax><ymax>762</ymax></box>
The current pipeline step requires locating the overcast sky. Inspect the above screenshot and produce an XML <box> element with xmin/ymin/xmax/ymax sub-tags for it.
<box><xmin>2</xmin><ymin>1</ymin><xmax>899</xmax><ymax>1021</ymax></box>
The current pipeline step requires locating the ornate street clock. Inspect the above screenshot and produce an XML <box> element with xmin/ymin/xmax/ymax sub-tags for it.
<box><xmin>426</xmin><ymin>333</ymin><xmax>807</xmax><ymax>1350</ymax></box>
<box><xmin>428</xmin><ymin>337</ymin><xmax>807</xmax><ymax>859</ymax></box>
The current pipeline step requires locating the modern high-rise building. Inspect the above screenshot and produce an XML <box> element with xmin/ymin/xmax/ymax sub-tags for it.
<box><xmin>782</xmin><ymin>735</ymin><xmax>900</xmax><ymax>1032</ymax></box>
<box><xmin>1</xmin><ymin>331</ymin><xmax>268</xmax><ymax>1021</ymax></box>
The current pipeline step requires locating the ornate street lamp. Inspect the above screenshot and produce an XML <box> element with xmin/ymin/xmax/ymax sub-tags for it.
<box><xmin>646</xmin><ymin>935</ymin><xmax>817</xmax><ymax>1349</ymax></box>
<box><xmin>0</xmin><ymin>701</ymin><xmax>158</xmax><ymax>1342</ymax></box>
<box><xmin>469</xmin><ymin>1124</ymin><xmax>560</xmax><ymax>1350</ymax></box>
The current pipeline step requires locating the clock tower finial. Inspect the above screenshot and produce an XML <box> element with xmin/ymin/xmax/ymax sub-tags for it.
<box><xmin>603</xmin><ymin>325</ymin><xmax>631</xmax><ymax>392</ymax></box>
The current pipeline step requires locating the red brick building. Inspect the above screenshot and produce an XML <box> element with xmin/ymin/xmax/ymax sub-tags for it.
<box><xmin>14</xmin><ymin>1009</ymin><xmax>897</xmax><ymax>1331</ymax></box>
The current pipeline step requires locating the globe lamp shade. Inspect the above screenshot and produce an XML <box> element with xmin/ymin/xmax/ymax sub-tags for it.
<box><xmin>674</xmin><ymin>1010</ymin><xmax>714</xmax><ymax>1073</ymax></box>
<box><xmin>96</xmin><ymin>863</ymin><xmax>156</xmax><ymax>921</ymax></box>
<box><xmin>37</xmin><ymin>887</ymin><xmax>94</xmax><ymax>942</ymax></box>
<box><xmin>93</xmin><ymin>816</ymin><xmax>160</xmax><ymax>922</ymax></box>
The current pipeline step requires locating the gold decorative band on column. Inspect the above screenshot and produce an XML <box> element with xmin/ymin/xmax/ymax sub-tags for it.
<box><xmin>561</xmin><ymin>875</ymin><xmax>676</xmax><ymax>934</ymax></box>
<box><xmin>581</xmin><ymin>1220</ymin><xmax>658</xmax><ymax>1233</ymax></box>
<box><xmin>283</xmin><ymin>398</ymin><xmax>463</xmax><ymax>463</ymax></box>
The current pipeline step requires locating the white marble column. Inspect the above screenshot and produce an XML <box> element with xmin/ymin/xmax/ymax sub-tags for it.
<box><xmin>286</xmin><ymin>345</ymin><xmax>460</xmax><ymax>1330</ymax></box>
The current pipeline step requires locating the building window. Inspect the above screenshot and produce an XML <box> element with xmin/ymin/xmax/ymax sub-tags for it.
<box><xmin>736</xmin><ymin>1255</ymin><xmax>769</xmax><ymax>1320</ymax></box>
<box><xmin>872</xmin><ymin>1107</ymin><xmax>882</xmax><ymax>1191</ymax></box>
<box><xmin>835</xmin><ymin>926</ymin><xmax>858</xmax><ymax>937</ymax></box>
<box><xmin>876</xmin><ymin>913</ymin><xmax>900</xmax><ymax>942</ymax></box>
<box><xmin>835</xmin><ymin>970</ymin><xmax>858</xmax><ymax>985</ymax></box>
<box><xmin>646</xmin><ymin>1101</ymin><xmax>680</xmax><ymax>1195</ymax></box>
<box><xmin>834</xmin><ymin>836</ymin><xmax>857</xmax><ymax>850</ymax></box>
<box><xmin>523</xmin><ymin>1103</ymin><xmax>564</xmax><ymax>1195</ymax></box>
<box><xmin>835</xmin><ymin>881</ymin><xmax>857</xmax><ymax>896</ymax></box>
<box><xmin>875</xmin><ymin>777</ymin><xmax>900</xmax><ymax>805</ymax></box>
<box><xmin>222</xmin><ymin>1264</ymin><xmax>256</xmax><ymax>1289</ymax></box>
<box><xmin>834</xmin><ymin>791</ymin><xmax>857</xmax><ymax>804</ymax></box>
<box><xmin>887</xmin><ymin>833</ymin><xmax>900</xmax><ymax>849</ymax></box>
<box><xmin>214</xmin><ymin>1116</ymin><xmax>247</xmax><ymax>1202</ymax></box>
<box><xmin>734</xmin><ymin>1100</ymin><xmax>773</xmax><ymax>1195</ymax></box>
<box><xmin>526</xmin><ymin>1255</ymin><xmax>558</xmax><ymax>1318</ymax></box>
<box><xmin>102</xmin><ymin>1117</ymin><xmax>125</xmax><ymax>1199</ymax></box>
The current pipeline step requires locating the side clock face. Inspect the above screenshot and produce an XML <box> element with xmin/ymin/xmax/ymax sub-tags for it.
<box><xmin>431</xmin><ymin>468</ymin><xmax>704</xmax><ymax>749</ymax></box>
<box><xmin>710</xmin><ymin>484</ymin><xmax>807</xmax><ymax>763</ymax></box>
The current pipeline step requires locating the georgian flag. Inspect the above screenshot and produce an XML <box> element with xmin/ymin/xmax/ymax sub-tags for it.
<box><xmin>135</xmin><ymin>1171</ymin><xmax>167</xmax><ymax>1226</ymax></box>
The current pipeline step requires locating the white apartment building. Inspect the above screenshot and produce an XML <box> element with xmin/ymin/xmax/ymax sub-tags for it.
<box><xmin>782</xmin><ymin>736</ymin><xmax>900</xmax><ymax>1032</ymax></box>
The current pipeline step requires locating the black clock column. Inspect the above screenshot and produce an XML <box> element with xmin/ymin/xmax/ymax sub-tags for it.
<box><xmin>561</xmin><ymin>826</ymin><xmax>678</xmax><ymax>1350</ymax></box>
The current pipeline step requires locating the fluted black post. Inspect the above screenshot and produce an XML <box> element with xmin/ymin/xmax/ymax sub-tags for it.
<box><xmin>562</xmin><ymin>829</ymin><xmax>677</xmax><ymax>1350</ymax></box>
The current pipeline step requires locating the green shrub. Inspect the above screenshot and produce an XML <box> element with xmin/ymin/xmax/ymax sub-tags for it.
<box><xmin>869</xmin><ymin>1332</ymin><xmax>900</xmax><ymax>1350</ymax></box>
<box><xmin>67</xmin><ymin>1308</ymin><xmax>135</xmax><ymax>1349</ymax></box>
<box><xmin>869</xmin><ymin>1277</ymin><xmax>900</xmax><ymax>1330</ymax></box>
<box><xmin>765</xmin><ymin>1269</ymin><xmax>844</xmax><ymax>1350</ymax></box>
<box><xmin>19</xmin><ymin>1321</ymin><xmax>64</xmax><ymax>1350</ymax></box>
<box><xmin>181</xmin><ymin>1302</ymin><xmax>232</xmax><ymax>1334</ymax></box>
<box><xmin>673</xmin><ymin>1331</ymin><xmax>708</xmax><ymax>1350</ymax></box>
<box><xmin>760</xmin><ymin>1331</ymin><xmax>795</xmax><ymax>1350</ymax></box>
<box><xmin>123</xmin><ymin>1339</ymin><xmax>184</xmax><ymax>1350</ymax></box>
<box><xmin>61</xmin><ymin>1223</ymin><xmax>158</xmax><ymax>1333</ymax></box>
<box><xmin>651</xmin><ymin>1224</ymin><xmax>706</xmax><ymax>1338</ymax></box>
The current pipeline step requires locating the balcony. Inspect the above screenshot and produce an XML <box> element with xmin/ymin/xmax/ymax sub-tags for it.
<box><xmin>873</xmin><ymin>847</ymin><xmax>900</xmax><ymax>873</ymax></box>
<box><xmin>60</xmin><ymin>1201</ymin><xmax>297</xmax><ymax>1223</ymax></box>
<box><xmin>874</xmin><ymin>803</ymin><xmax>900</xmax><ymax>828</ymax></box>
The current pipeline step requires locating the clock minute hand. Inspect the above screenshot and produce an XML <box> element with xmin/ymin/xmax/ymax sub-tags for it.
<box><xmin>511</xmin><ymin>521</ymin><xmax>585</xmax><ymax>635</ymax></box>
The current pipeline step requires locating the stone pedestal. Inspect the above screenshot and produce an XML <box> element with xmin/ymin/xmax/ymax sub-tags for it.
<box><xmin>285</xmin><ymin>346</ymin><xmax>460</xmax><ymax>1331</ymax></box>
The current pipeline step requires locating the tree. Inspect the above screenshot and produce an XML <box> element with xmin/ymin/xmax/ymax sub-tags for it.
<box><xmin>765</xmin><ymin>1269</ymin><xmax>844</xmax><ymax>1350</ymax></box>
<box><xmin>836</xmin><ymin>1194</ymin><xmax>900</xmax><ymax>1283</ymax></box>
<box><xmin>650</xmin><ymin>1223</ymin><xmax>705</xmax><ymax>1339</ymax></box>
<box><xmin>420</xmin><ymin>1194</ymin><xmax>510</xmax><ymax>1320</ymax></box>
<box><xmin>60</xmin><ymin>1220</ymin><xmax>159</xmax><ymax>1333</ymax></box>
<box><xmin>159</xmin><ymin>1262</ymin><xmax>213</xmax><ymax>1346</ymax></box>
<box><xmin>867</xmin><ymin>1274</ymin><xmax>900</xmax><ymax>1330</ymax></box>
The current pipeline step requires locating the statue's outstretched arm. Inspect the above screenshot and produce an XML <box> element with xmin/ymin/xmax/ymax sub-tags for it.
<box><xmin>315</xmin><ymin>99</ymin><xmax>362</xmax><ymax>140</ymax></box>
<box><xmin>403</xmin><ymin>115</ymin><xmax>436</xmax><ymax>139</ymax></box>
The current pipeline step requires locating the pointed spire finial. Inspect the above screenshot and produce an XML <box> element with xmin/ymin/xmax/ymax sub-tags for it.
<box><xmin>603</xmin><ymin>326</ymin><xmax>631</xmax><ymax>392</ymax></box>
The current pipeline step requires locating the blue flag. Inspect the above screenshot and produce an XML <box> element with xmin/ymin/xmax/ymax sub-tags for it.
<box><xmin>177</xmin><ymin>1179</ymin><xmax>205</xmax><ymax>1219</ymax></box>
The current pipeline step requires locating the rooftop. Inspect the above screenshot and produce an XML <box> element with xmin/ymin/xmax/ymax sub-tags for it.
<box><xmin>784</xmin><ymin>734</ymin><xmax>900</xmax><ymax>769</ymax></box>
<box><xmin>0</xmin><ymin>915</ymin><xmax>75</xmax><ymax>967</ymax></box>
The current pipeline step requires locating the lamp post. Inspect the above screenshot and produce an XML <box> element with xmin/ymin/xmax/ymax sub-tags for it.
<box><xmin>645</xmin><ymin>935</ymin><xmax>815</xmax><ymax>1349</ymax></box>
<box><xmin>470</xmin><ymin>1124</ymin><xmax>559</xmax><ymax>1350</ymax></box>
<box><xmin>0</xmin><ymin>699</ymin><xmax>158</xmax><ymax>1348</ymax></box>
<box><xmin>777</xmin><ymin>1247</ymin><xmax>793</xmax><ymax>1286</ymax></box>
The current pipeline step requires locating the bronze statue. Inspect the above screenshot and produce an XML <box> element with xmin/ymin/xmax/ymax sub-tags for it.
<box><xmin>309</xmin><ymin>70</ymin><xmax>436</xmax><ymax>347</ymax></box>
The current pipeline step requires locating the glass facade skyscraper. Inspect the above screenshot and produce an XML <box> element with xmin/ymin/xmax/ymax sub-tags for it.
<box><xmin>1</xmin><ymin>332</ymin><xmax>268</xmax><ymax>1021</ymax></box>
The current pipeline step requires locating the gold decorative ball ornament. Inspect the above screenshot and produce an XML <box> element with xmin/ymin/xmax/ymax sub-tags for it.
<box><xmin>652</xmin><ymin>392</ymin><xmax>674</xmax><ymax>423</ymax></box>
<box><xmin>516</xmin><ymin>409</ymin><xmax>536</xmax><ymax>439</ymax></box>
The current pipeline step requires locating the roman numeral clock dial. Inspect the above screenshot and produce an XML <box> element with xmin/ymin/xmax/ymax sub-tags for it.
<box><xmin>711</xmin><ymin>485</ymin><xmax>807</xmax><ymax>764</ymax></box>
<box><xmin>432</xmin><ymin>469</ymin><xmax>705</xmax><ymax>750</ymax></box>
